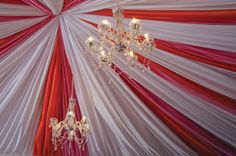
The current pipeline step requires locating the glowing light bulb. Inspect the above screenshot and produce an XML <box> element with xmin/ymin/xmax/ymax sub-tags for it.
<box><xmin>144</xmin><ymin>33</ymin><xmax>149</xmax><ymax>39</ymax></box>
<box><xmin>101</xmin><ymin>50</ymin><xmax>105</xmax><ymax>56</ymax></box>
<box><xmin>132</xmin><ymin>18</ymin><xmax>139</xmax><ymax>24</ymax></box>
<box><xmin>102</xmin><ymin>20</ymin><xmax>109</xmax><ymax>25</ymax></box>
<box><xmin>82</xmin><ymin>116</ymin><xmax>86</xmax><ymax>121</ymax></box>
<box><xmin>81</xmin><ymin>116</ymin><xmax>87</xmax><ymax>123</ymax></box>
<box><xmin>129</xmin><ymin>51</ymin><xmax>134</xmax><ymax>57</ymax></box>
<box><xmin>88</xmin><ymin>36</ymin><xmax>94</xmax><ymax>41</ymax></box>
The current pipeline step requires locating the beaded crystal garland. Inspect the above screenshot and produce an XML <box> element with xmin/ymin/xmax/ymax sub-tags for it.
<box><xmin>85</xmin><ymin>0</ymin><xmax>154</xmax><ymax>80</ymax></box>
<box><xmin>49</xmin><ymin>97</ymin><xmax>90</xmax><ymax>151</ymax></box>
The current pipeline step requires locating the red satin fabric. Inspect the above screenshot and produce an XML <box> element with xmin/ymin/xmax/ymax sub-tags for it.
<box><xmin>33</xmin><ymin>28</ymin><xmax>88</xmax><ymax>156</ymax></box>
<box><xmin>22</xmin><ymin>0</ymin><xmax>52</xmax><ymax>15</ymax></box>
<box><xmin>114</xmin><ymin>66</ymin><xmax>236</xmax><ymax>156</ymax></box>
<box><xmin>155</xmin><ymin>39</ymin><xmax>236</xmax><ymax>72</ymax></box>
<box><xmin>0</xmin><ymin>0</ymin><xmax>27</xmax><ymax>5</ymax></box>
<box><xmin>88</xmin><ymin>9</ymin><xmax>236</xmax><ymax>24</ymax></box>
<box><xmin>0</xmin><ymin>16</ymin><xmax>52</xmax><ymax>56</ymax></box>
<box><xmin>62</xmin><ymin>0</ymin><xmax>85</xmax><ymax>11</ymax></box>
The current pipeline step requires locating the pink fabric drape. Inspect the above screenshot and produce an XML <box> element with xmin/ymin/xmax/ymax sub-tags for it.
<box><xmin>22</xmin><ymin>0</ymin><xmax>53</xmax><ymax>15</ymax></box>
<box><xmin>0</xmin><ymin>0</ymin><xmax>27</xmax><ymax>5</ymax></box>
<box><xmin>62</xmin><ymin>0</ymin><xmax>85</xmax><ymax>12</ymax></box>
<box><xmin>114</xmin><ymin>65</ymin><xmax>236</xmax><ymax>156</ymax></box>
<box><xmin>136</xmin><ymin>53</ymin><xmax>236</xmax><ymax>115</ymax></box>
<box><xmin>155</xmin><ymin>39</ymin><xmax>236</xmax><ymax>72</ymax></box>
<box><xmin>87</xmin><ymin>9</ymin><xmax>236</xmax><ymax>24</ymax></box>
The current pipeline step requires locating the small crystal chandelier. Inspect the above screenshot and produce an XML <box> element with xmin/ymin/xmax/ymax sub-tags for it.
<box><xmin>49</xmin><ymin>80</ymin><xmax>90</xmax><ymax>151</ymax></box>
<box><xmin>85</xmin><ymin>0</ymin><xmax>154</xmax><ymax>79</ymax></box>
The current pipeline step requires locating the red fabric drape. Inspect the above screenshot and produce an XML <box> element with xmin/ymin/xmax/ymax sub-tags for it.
<box><xmin>0</xmin><ymin>0</ymin><xmax>27</xmax><ymax>5</ymax></box>
<box><xmin>22</xmin><ymin>0</ymin><xmax>53</xmax><ymax>15</ymax></box>
<box><xmin>0</xmin><ymin>16</ymin><xmax>52</xmax><ymax>57</ymax></box>
<box><xmin>33</xmin><ymin>27</ymin><xmax>88</xmax><ymax>156</ymax></box>
<box><xmin>114</xmin><ymin>66</ymin><xmax>236</xmax><ymax>156</ymax></box>
<box><xmin>155</xmin><ymin>39</ymin><xmax>236</xmax><ymax>72</ymax></box>
<box><xmin>62</xmin><ymin>0</ymin><xmax>85</xmax><ymax>12</ymax></box>
<box><xmin>88</xmin><ymin>9</ymin><xmax>236</xmax><ymax>24</ymax></box>
<box><xmin>136</xmin><ymin>53</ymin><xmax>236</xmax><ymax>115</ymax></box>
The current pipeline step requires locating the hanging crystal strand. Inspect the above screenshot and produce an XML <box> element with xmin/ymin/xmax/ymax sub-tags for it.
<box><xmin>71</xmin><ymin>76</ymin><xmax>74</xmax><ymax>98</ymax></box>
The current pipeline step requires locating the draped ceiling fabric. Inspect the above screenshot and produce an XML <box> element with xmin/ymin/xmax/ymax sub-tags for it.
<box><xmin>0</xmin><ymin>0</ymin><xmax>236</xmax><ymax>156</ymax></box>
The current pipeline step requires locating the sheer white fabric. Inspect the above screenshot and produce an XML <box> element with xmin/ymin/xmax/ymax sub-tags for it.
<box><xmin>0</xmin><ymin>16</ymin><xmax>46</xmax><ymax>39</ymax></box>
<box><xmin>0</xmin><ymin>18</ymin><xmax>58</xmax><ymax>155</ymax></box>
<box><xmin>38</xmin><ymin>0</ymin><xmax>63</xmax><ymax>15</ymax></box>
<box><xmin>1</xmin><ymin>1</ymin><xmax>236</xmax><ymax>155</ymax></box>
<box><xmin>69</xmin><ymin>0</ymin><xmax>236</xmax><ymax>13</ymax></box>
<box><xmin>0</xmin><ymin>3</ymin><xmax>45</xmax><ymax>16</ymax></box>
<box><xmin>78</xmin><ymin>14</ymin><xmax>236</xmax><ymax>52</ymax></box>
<box><xmin>74</xmin><ymin>16</ymin><xmax>236</xmax><ymax>148</ymax></box>
<box><xmin>60</xmin><ymin>14</ymin><xmax>197</xmax><ymax>156</ymax></box>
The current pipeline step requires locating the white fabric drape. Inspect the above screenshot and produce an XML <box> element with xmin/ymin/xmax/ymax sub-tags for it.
<box><xmin>38</xmin><ymin>0</ymin><xmax>63</xmax><ymax>15</ymax></box>
<box><xmin>0</xmin><ymin>18</ymin><xmax>58</xmax><ymax>155</ymax></box>
<box><xmin>60</xmin><ymin>14</ymin><xmax>197</xmax><ymax>156</ymax></box>
<box><xmin>69</xmin><ymin>0</ymin><xmax>236</xmax><ymax>13</ymax></box>
<box><xmin>0</xmin><ymin>16</ymin><xmax>47</xmax><ymax>39</ymax></box>
<box><xmin>0</xmin><ymin>3</ymin><xmax>45</xmax><ymax>16</ymax></box>
<box><xmin>78</xmin><ymin>14</ymin><xmax>236</xmax><ymax>52</ymax></box>
<box><xmin>73</xmin><ymin>16</ymin><xmax>236</xmax><ymax>148</ymax></box>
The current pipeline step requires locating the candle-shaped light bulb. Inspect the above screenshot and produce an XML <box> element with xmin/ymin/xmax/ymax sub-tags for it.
<box><xmin>129</xmin><ymin>51</ymin><xmax>134</xmax><ymax>57</ymax></box>
<box><xmin>132</xmin><ymin>18</ymin><xmax>139</xmax><ymax>24</ymax></box>
<box><xmin>81</xmin><ymin>116</ymin><xmax>87</xmax><ymax>123</ymax></box>
<box><xmin>144</xmin><ymin>33</ymin><xmax>149</xmax><ymax>40</ymax></box>
<box><xmin>130</xmin><ymin>18</ymin><xmax>141</xmax><ymax>35</ymax></box>
<box><xmin>102</xmin><ymin>20</ymin><xmax>109</xmax><ymax>25</ymax></box>
<box><xmin>88</xmin><ymin>36</ymin><xmax>94</xmax><ymax>41</ymax></box>
<box><xmin>86</xmin><ymin>36</ymin><xmax>95</xmax><ymax>48</ymax></box>
<box><xmin>101</xmin><ymin>50</ymin><xmax>105</xmax><ymax>56</ymax></box>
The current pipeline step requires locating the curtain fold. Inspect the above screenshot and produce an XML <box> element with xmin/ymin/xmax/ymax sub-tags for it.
<box><xmin>0</xmin><ymin>16</ymin><xmax>46</xmax><ymax>39</ymax></box>
<box><xmin>136</xmin><ymin>53</ymin><xmax>236</xmax><ymax>115</ymax></box>
<box><xmin>22</xmin><ymin>0</ymin><xmax>53</xmax><ymax>15</ymax></box>
<box><xmin>155</xmin><ymin>39</ymin><xmax>236</xmax><ymax>72</ymax></box>
<box><xmin>0</xmin><ymin>3</ymin><xmax>46</xmax><ymax>16</ymax></box>
<box><xmin>62</xmin><ymin>0</ymin><xmax>85</xmax><ymax>12</ymax></box>
<box><xmin>0</xmin><ymin>17</ymin><xmax>58</xmax><ymax>155</ymax></box>
<box><xmin>115</xmin><ymin>66</ymin><xmax>236</xmax><ymax>155</ymax></box>
<box><xmin>78</xmin><ymin>14</ymin><xmax>236</xmax><ymax>52</ymax></box>
<box><xmin>87</xmin><ymin>9</ymin><xmax>236</xmax><ymax>24</ymax></box>
<box><xmin>1</xmin><ymin>0</ymin><xmax>236</xmax><ymax>156</ymax></box>
<box><xmin>0</xmin><ymin>16</ymin><xmax>52</xmax><ymax>57</ymax></box>
<box><xmin>60</xmin><ymin>14</ymin><xmax>198</xmax><ymax>156</ymax></box>
<box><xmin>33</xmin><ymin>26</ymin><xmax>88</xmax><ymax>156</ymax></box>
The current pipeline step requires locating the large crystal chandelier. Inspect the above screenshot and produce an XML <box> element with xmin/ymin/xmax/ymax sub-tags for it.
<box><xmin>85</xmin><ymin>0</ymin><xmax>154</xmax><ymax>79</ymax></box>
<box><xmin>49</xmin><ymin>81</ymin><xmax>90</xmax><ymax>151</ymax></box>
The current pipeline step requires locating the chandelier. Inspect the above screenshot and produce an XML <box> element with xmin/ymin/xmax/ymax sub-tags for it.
<box><xmin>85</xmin><ymin>0</ymin><xmax>154</xmax><ymax>80</ymax></box>
<box><xmin>49</xmin><ymin>81</ymin><xmax>90</xmax><ymax>151</ymax></box>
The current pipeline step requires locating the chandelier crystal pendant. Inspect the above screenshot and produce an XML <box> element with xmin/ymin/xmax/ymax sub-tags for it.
<box><xmin>49</xmin><ymin>81</ymin><xmax>90</xmax><ymax>151</ymax></box>
<box><xmin>85</xmin><ymin>0</ymin><xmax>154</xmax><ymax>80</ymax></box>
